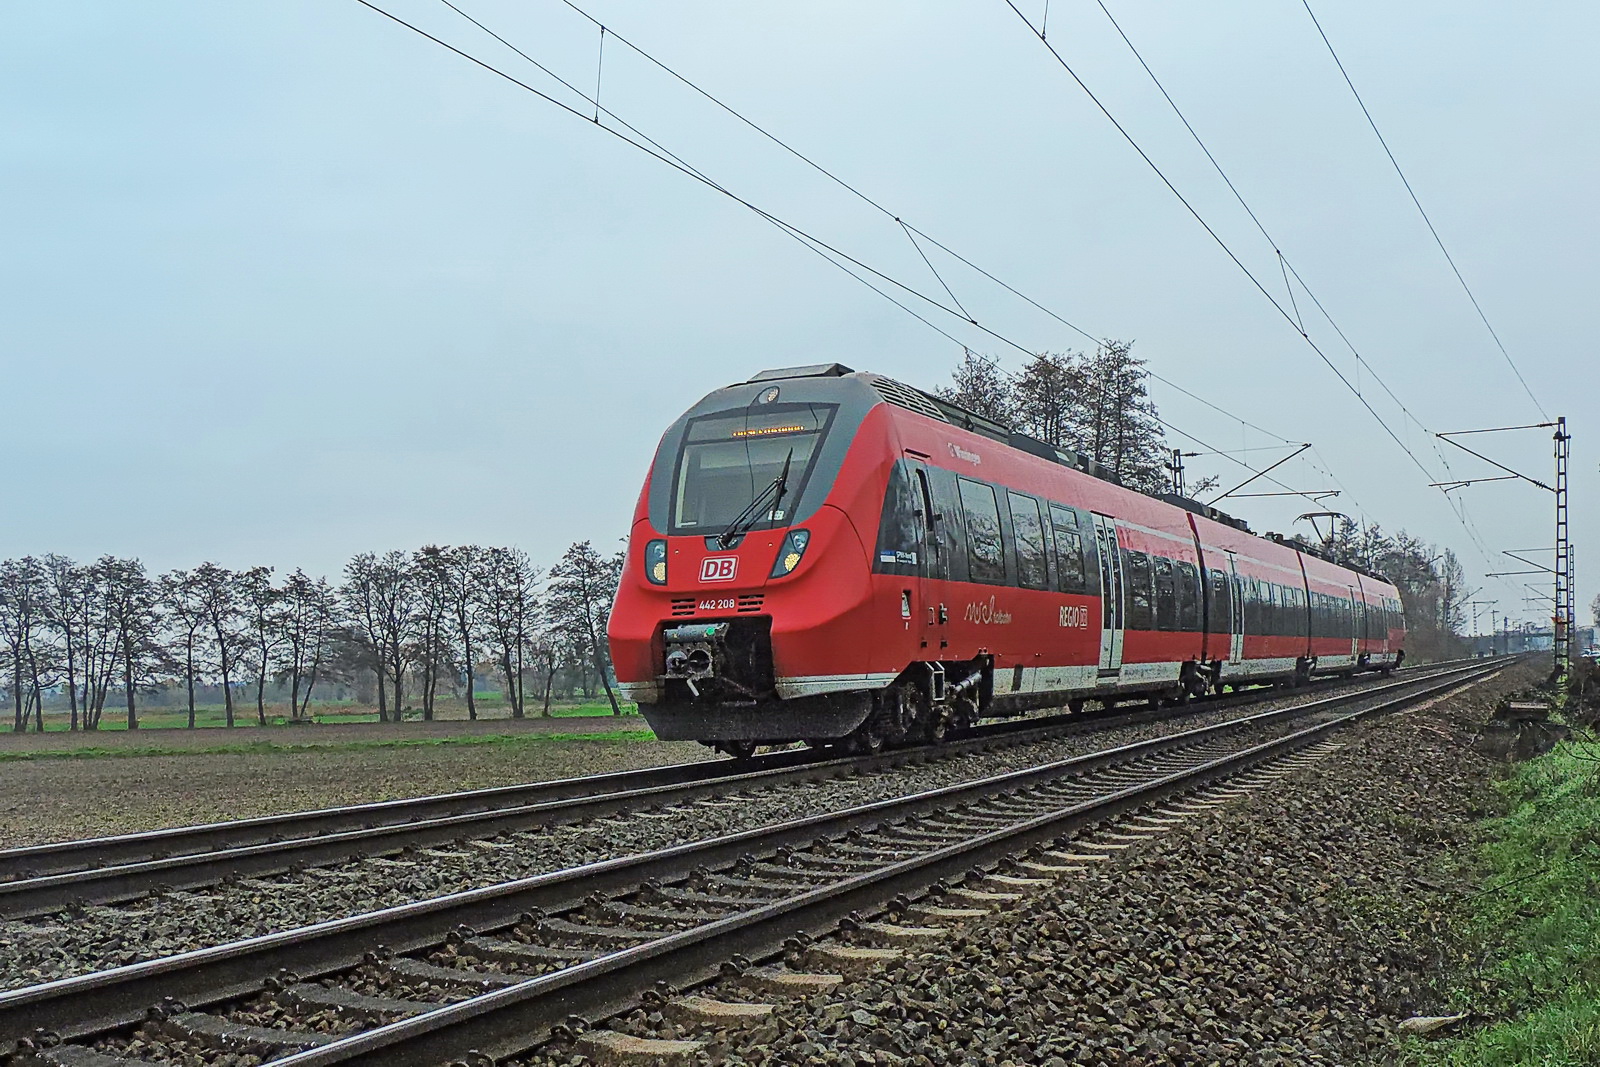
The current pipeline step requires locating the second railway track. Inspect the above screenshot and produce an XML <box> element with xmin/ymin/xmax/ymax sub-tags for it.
<box><xmin>0</xmin><ymin>662</ymin><xmax>1466</xmax><ymax>921</ymax></box>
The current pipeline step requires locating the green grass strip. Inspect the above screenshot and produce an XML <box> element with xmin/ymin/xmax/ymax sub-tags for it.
<box><xmin>1408</xmin><ymin>742</ymin><xmax>1600</xmax><ymax>1066</ymax></box>
<box><xmin>0</xmin><ymin>730</ymin><xmax>658</xmax><ymax>762</ymax></box>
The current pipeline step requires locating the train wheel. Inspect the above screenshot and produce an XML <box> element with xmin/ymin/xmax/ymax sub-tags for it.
<box><xmin>851</xmin><ymin>722</ymin><xmax>885</xmax><ymax>756</ymax></box>
<box><xmin>922</xmin><ymin>703</ymin><xmax>950</xmax><ymax>745</ymax></box>
<box><xmin>720</xmin><ymin>740</ymin><xmax>757</xmax><ymax>760</ymax></box>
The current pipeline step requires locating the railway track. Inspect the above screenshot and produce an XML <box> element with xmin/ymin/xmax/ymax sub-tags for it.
<box><xmin>0</xmin><ymin>658</ymin><xmax>1502</xmax><ymax>1066</ymax></box>
<box><xmin>0</xmin><ymin>662</ymin><xmax>1467</xmax><ymax>919</ymax></box>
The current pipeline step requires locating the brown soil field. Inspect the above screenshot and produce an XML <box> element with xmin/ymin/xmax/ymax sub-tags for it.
<box><xmin>0</xmin><ymin>734</ymin><xmax>711</xmax><ymax>848</ymax></box>
<box><xmin>0</xmin><ymin>713</ymin><xmax>646</xmax><ymax>754</ymax></box>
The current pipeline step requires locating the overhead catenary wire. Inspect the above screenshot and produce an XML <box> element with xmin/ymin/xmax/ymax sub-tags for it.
<box><xmin>1001</xmin><ymin>0</ymin><xmax>1440</xmax><ymax>494</ymax></box>
<box><xmin>1006</xmin><ymin>1</ymin><xmax>1527</xmax><ymax>601</ymax></box>
<box><xmin>1085</xmin><ymin>0</ymin><xmax>1514</xmax><ymax>588</ymax></box>
<box><xmin>384</xmin><ymin>0</ymin><xmax>1340</xmax><ymax>508</ymax></box>
<box><xmin>553</xmin><ymin>0</ymin><xmax>1353</xmax><ymax>512</ymax></box>
<box><xmin>1299</xmin><ymin>0</ymin><xmax>1550</xmax><ymax>422</ymax></box>
<box><xmin>361</xmin><ymin>0</ymin><xmax>1037</xmax><ymax>365</ymax></box>
<box><xmin>555</xmin><ymin>0</ymin><xmax>1311</xmax><ymax>454</ymax></box>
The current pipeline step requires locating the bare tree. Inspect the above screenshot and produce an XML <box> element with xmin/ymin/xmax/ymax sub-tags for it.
<box><xmin>446</xmin><ymin>544</ymin><xmax>485</xmax><ymax>721</ymax></box>
<box><xmin>101</xmin><ymin>557</ymin><xmax>164</xmax><ymax>730</ymax></box>
<box><xmin>410</xmin><ymin>546</ymin><xmax>455</xmax><ymax>722</ymax></box>
<box><xmin>40</xmin><ymin>554</ymin><xmax>86</xmax><ymax>730</ymax></box>
<box><xmin>1012</xmin><ymin>351</ymin><xmax>1083</xmax><ymax>451</ymax></box>
<box><xmin>0</xmin><ymin>558</ymin><xmax>52</xmax><ymax>732</ymax></box>
<box><xmin>341</xmin><ymin>551</ymin><xmax>416</xmax><ymax>720</ymax></box>
<box><xmin>936</xmin><ymin>350</ymin><xmax>1016</xmax><ymax>424</ymax></box>
<box><xmin>477</xmin><ymin>547</ymin><xmax>540</xmax><ymax>719</ymax></box>
<box><xmin>191</xmin><ymin>562</ymin><xmax>244</xmax><ymax>727</ymax></box>
<box><xmin>1079</xmin><ymin>340</ymin><xmax>1168</xmax><ymax>493</ymax></box>
<box><xmin>237</xmin><ymin>566</ymin><xmax>285</xmax><ymax>726</ymax></box>
<box><xmin>546</xmin><ymin>541</ymin><xmax>623</xmax><ymax>715</ymax></box>
<box><xmin>160</xmin><ymin>569</ymin><xmax>210</xmax><ymax>729</ymax></box>
<box><xmin>276</xmin><ymin>569</ymin><xmax>334</xmax><ymax>721</ymax></box>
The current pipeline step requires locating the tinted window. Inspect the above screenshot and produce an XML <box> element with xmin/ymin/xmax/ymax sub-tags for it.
<box><xmin>1177</xmin><ymin>561</ymin><xmax>1202</xmax><ymax>631</ymax></box>
<box><xmin>1125</xmin><ymin>549</ymin><xmax>1153</xmax><ymax>630</ymax></box>
<box><xmin>1049</xmin><ymin>505</ymin><xmax>1087</xmax><ymax>594</ymax></box>
<box><xmin>1154</xmin><ymin>557</ymin><xmax>1176</xmax><ymax>631</ymax></box>
<box><xmin>958</xmin><ymin>479</ymin><xmax>1005</xmax><ymax>584</ymax></box>
<box><xmin>1209</xmin><ymin>568</ymin><xmax>1232</xmax><ymax>635</ymax></box>
<box><xmin>1007</xmin><ymin>492</ymin><xmax>1049</xmax><ymax>590</ymax></box>
<box><xmin>670</xmin><ymin>405</ymin><xmax>835</xmax><ymax>535</ymax></box>
<box><xmin>872</xmin><ymin>461</ymin><xmax>920</xmax><ymax>576</ymax></box>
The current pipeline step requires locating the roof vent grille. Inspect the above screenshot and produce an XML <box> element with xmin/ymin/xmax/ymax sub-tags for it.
<box><xmin>867</xmin><ymin>377</ymin><xmax>948</xmax><ymax>421</ymax></box>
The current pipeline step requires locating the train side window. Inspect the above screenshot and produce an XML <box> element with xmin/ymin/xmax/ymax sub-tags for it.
<box><xmin>1177</xmin><ymin>561</ymin><xmax>1201</xmax><ymax>631</ymax></box>
<box><xmin>957</xmin><ymin>478</ymin><xmax>1006</xmax><ymax>584</ymax></box>
<box><xmin>1209</xmin><ymin>568</ymin><xmax>1232</xmax><ymax>635</ymax></box>
<box><xmin>1125</xmin><ymin>549</ymin><xmax>1153</xmax><ymax>630</ymax></box>
<box><xmin>1153</xmin><ymin>557</ymin><xmax>1176</xmax><ymax>630</ymax></box>
<box><xmin>871</xmin><ymin>461</ymin><xmax>920</xmax><ymax>577</ymax></box>
<box><xmin>1006</xmin><ymin>492</ymin><xmax>1049</xmax><ymax>590</ymax></box>
<box><xmin>1048</xmin><ymin>504</ymin><xmax>1087</xmax><ymax>594</ymax></box>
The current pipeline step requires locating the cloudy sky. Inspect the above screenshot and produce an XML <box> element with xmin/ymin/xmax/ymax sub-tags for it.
<box><xmin>3</xmin><ymin>1</ymin><xmax>1593</xmax><ymax>632</ymax></box>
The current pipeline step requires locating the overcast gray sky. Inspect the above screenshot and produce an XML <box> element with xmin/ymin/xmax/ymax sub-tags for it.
<box><xmin>3</xmin><ymin>1</ymin><xmax>1593</xmax><ymax>632</ymax></box>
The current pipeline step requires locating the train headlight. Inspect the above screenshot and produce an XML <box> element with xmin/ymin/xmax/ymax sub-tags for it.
<box><xmin>770</xmin><ymin>528</ymin><xmax>811</xmax><ymax>578</ymax></box>
<box><xmin>645</xmin><ymin>539</ymin><xmax>668</xmax><ymax>585</ymax></box>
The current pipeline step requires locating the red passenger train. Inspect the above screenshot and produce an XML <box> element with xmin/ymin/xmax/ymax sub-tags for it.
<box><xmin>608</xmin><ymin>365</ymin><xmax>1405</xmax><ymax>755</ymax></box>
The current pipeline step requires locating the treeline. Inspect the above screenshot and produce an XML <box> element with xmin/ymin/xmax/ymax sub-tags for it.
<box><xmin>938</xmin><ymin>342</ymin><xmax>1181</xmax><ymax>496</ymax></box>
<box><xmin>0</xmin><ymin>541</ymin><xmax>621</xmax><ymax>732</ymax></box>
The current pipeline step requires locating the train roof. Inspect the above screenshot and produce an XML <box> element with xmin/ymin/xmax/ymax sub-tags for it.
<box><xmin>746</xmin><ymin>363</ymin><xmax>1394</xmax><ymax>588</ymax></box>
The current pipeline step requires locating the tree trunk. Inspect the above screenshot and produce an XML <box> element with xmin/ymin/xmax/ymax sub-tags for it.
<box><xmin>501</xmin><ymin>650</ymin><xmax>522</xmax><ymax>718</ymax></box>
<box><xmin>256</xmin><ymin>664</ymin><xmax>268</xmax><ymax>726</ymax></box>
<box><xmin>374</xmin><ymin>666</ymin><xmax>389</xmax><ymax>722</ymax></box>
<box><xmin>543</xmin><ymin>659</ymin><xmax>556</xmax><ymax>716</ymax></box>
<box><xmin>301</xmin><ymin>644</ymin><xmax>322</xmax><ymax>720</ymax></box>
<box><xmin>391</xmin><ymin>654</ymin><xmax>405</xmax><ymax>721</ymax></box>
<box><xmin>591</xmin><ymin>640</ymin><xmax>621</xmax><ymax>715</ymax></box>
<box><xmin>123</xmin><ymin>655</ymin><xmax>138</xmax><ymax>730</ymax></box>
<box><xmin>461</xmin><ymin>626</ymin><xmax>477</xmax><ymax>721</ymax></box>
<box><xmin>185</xmin><ymin>639</ymin><xmax>197</xmax><ymax>729</ymax></box>
<box><xmin>217</xmin><ymin>634</ymin><xmax>236</xmax><ymax>727</ymax></box>
<box><xmin>65</xmin><ymin>634</ymin><xmax>79</xmax><ymax>732</ymax></box>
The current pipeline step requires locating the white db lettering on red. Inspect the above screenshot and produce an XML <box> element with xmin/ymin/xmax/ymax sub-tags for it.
<box><xmin>700</xmin><ymin>557</ymin><xmax>738</xmax><ymax>583</ymax></box>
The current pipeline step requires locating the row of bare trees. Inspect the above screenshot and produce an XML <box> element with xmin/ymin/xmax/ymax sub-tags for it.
<box><xmin>938</xmin><ymin>342</ymin><xmax>1176</xmax><ymax>495</ymax></box>
<box><xmin>0</xmin><ymin>541</ymin><xmax>622</xmax><ymax>731</ymax></box>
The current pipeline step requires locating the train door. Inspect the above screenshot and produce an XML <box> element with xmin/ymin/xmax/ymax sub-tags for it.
<box><xmin>905</xmin><ymin>455</ymin><xmax>949</xmax><ymax>653</ymax></box>
<box><xmin>1226</xmin><ymin>554</ymin><xmax>1245</xmax><ymax>664</ymax></box>
<box><xmin>1347</xmin><ymin>587</ymin><xmax>1360</xmax><ymax>658</ymax></box>
<box><xmin>1091</xmin><ymin>514</ymin><xmax>1125</xmax><ymax>674</ymax></box>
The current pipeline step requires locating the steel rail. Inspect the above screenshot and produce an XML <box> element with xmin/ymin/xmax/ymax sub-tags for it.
<box><xmin>0</xmin><ymin>660</ymin><xmax>1498</xmax><ymax>1056</ymax></box>
<box><xmin>0</xmin><ymin>658</ymin><xmax>1461</xmax><ymax>887</ymax></box>
<box><xmin>282</xmin><ymin>660</ymin><xmax>1503</xmax><ymax>1067</ymax></box>
<box><xmin>0</xmin><ymin>664</ymin><xmax>1465</xmax><ymax>918</ymax></box>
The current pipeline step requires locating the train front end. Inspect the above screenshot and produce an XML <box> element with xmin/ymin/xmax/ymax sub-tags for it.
<box><xmin>607</xmin><ymin>366</ymin><xmax>896</xmax><ymax>751</ymax></box>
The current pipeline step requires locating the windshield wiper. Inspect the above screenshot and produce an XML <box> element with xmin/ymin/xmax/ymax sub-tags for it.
<box><xmin>716</xmin><ymin>449</ymin><xmax>793</xmax><ymax>548</ymax></box>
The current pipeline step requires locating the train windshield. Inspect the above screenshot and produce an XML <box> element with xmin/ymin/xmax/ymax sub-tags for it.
<box><xmin>670</xmin><ymin>404</ymin><xmax>837</xmax><ymax>536</ymax></box>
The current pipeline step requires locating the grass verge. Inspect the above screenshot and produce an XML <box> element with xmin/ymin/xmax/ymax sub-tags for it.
<box><xmin>1410</xmin><ymin>740</ymin><xmax>1600</xmax><ymax>1066</ymax></box>
<box><xmin>0</xmin><ymin>730</ymin><xmax>658</xmax><ymax>763</ymax></box>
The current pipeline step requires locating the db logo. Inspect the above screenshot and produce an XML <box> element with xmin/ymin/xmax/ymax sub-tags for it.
<box><xmin>699</xmin><ymin>556</ymin><xmax>739</xmax><ymax>583</ymax></box>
